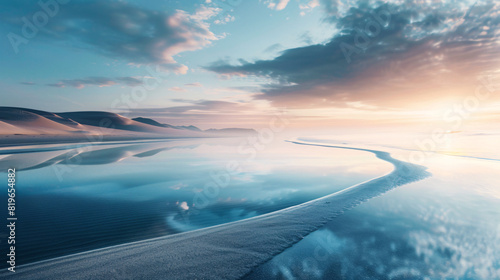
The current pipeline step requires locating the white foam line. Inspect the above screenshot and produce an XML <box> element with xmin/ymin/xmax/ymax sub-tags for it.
<box><xmin>1</xmin><ymin>141</ymin><xmax>431</xmax><ymax>280</ymax></box>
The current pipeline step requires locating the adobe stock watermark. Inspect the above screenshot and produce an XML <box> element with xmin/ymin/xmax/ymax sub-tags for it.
<box><xmin>408</xmin><ymin>75</ymin><xmax>498</xmax><ymax>165</ymax></box>
<box><xmin>7</xmin><ymin>0</ymin><xmax>70</xmax><ymax>54</ymax></box>
<box><xmin>51</xmin><ymin>64</ymin><xmax>169</xmax><ymax>182</ymax></box>
<box><xmin>110</xmin><ymin>64</ymin><xmax>170</xmax><ymax>119</ymax></box>
<box><xmin>6</xmin><ymin>168</ymin><xmax>17</xmax><ymax>272</ymax></box>
<box><xmin>179</xmin><ymin>110</ymin><xmax>290</xmax><ymax>220</ymax></box>
<box><xmin>359</xmin><ymin>75</ymin><xmax>500</xmax><ymax>201</ymax></box>
<box><xmin>340</xmin><ymin>7</ymin><xmax>393</xmax><ymax>63</ymax></box>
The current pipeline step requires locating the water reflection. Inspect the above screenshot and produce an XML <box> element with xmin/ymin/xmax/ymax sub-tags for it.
<box><xmin>0</xmin><ymin>138</ymin><xmax>391</xmax><ymax>268</ymax></box>
<box><xmin>0</xmin><ymin>142</ymin><xmax>198</xmax><ymax>171</ymax></box>
<box><xmin>244</xmin><ymin>155</ymin><xmax>500</xmax><ymax>280</ymax></box>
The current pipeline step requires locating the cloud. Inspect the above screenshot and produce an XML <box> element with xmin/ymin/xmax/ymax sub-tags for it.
<box><xmin>267</xmin><ymin>0</ymin><xmax>291</xmax><ymax>11</ymax></box>
<box><xmin>264</xmin><ymin>43</ymin><xmax>284</xmax><ymax>53</ymax></box>
<box><xmin>169</xmin><ymin>87</ymin><xmax>187</xmax><ymax>92</ymax></box>
<box><xmin>178</xmin><ymin>201</ymin><xmax>190</xmax><ymax>211</ymax></box>
<box><xmin>165</xmin><ymin>100</ymin><xmax>255</xmax><ymax>113</ymax></box>
<box><xmin>299</xmin><ymin>0</ymin><xmax>320</xmax><ymax>15</ymax></box>
<box><xmin>127</xmin><ymin>99</ymin><xmax>259</xmax><ymax>118</ymax></box>
<box><xmin>46</xmin><ymin>76</ymin><xmax>144</xmax><ymax>89</ymax></box>
<box><xmin>189</xmin><ymin>5</ymin><xmax>221</xmax><ymax>21</ymax></box>
<box><xmin>185</xmin><ymin>82</ymin><xmax>203</xmax><ymax>87</ymax></box>
<box><xmin>2</xmin><ymin>1</ymin><xmax>220</xmax><ymax>72</ymax></box>
<box><xmin>123</xmin><ymin>99</ymin><xmax>280</xmax><ymax>128</ymax></box>
<box><xmin>207</xmin><ymin>0</ymin><xmax>500</xmax><ymax>109</ymax></box>
<box><xmin>115</xmin><ymin>77</ymin><xmax>144</xmax><ymax>87</ymax></box>
<box><xmin>214</xmin><ymin>14</ymin><xmax>235</xmax><ymax>25</ymax></box>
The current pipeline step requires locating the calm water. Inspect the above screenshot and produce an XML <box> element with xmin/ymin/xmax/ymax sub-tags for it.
<box><xmin>0</xmin><ymin>138</ymin><xmax>390</xmax><ymax>267</ymax></box>
<box><xmin>244</xmin><ymin>144</ymin><xmax>500</xmax><ymax>280</ymax></box>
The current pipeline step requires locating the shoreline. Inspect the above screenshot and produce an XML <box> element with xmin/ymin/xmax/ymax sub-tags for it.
<box><xmin>1</xmin><ymin>141</ymin><xmax>431</xmax><ymax>280</ymax></box>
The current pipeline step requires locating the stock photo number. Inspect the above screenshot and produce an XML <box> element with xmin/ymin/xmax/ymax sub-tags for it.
<box><xmin>7</xmin><ymin>168</ymin><xmax>17</xmax><ymax>272</ymax></box>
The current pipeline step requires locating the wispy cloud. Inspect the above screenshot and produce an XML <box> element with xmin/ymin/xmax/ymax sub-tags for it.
<box><xmin>185</xmin><ymin>82</ymin><xmax>203</xmax><ymax>87</ymax></box>
<box><xmin>46</xmin><ymin>76</ymin><xmax>144</xmax><ymax>89</ymax></box>
<box><xmin>129</xmin><ymin>99</ymin><xmax>260</xmax><ymax>116</ymax></box>
<box><xmin>123</xmin><ymin>100</ymin><xmax>268</xmax><ymax>128</ymax></box>
<box><xmin>267</xmin><ymin>0</ymin><xmax>291</xmax><ymax>11</ymax></box>
<box><xmin>115</xmin><ymin>77</ymin><xmax>144</xmax><ymax>87</ymax></box>
<box><xmin>299</xmin><ymin>0</ymin><xmax>320</xmax><ymax>15</ymax></box>
<box><xmin>264</xmin><ymin>43</ymin><xmax>284</xmax><ymax>54</ymax></box>
<box><xmin>169</xmin><ymin>87</ymin><xmax>187</xmax><ymax>92</ymax></box>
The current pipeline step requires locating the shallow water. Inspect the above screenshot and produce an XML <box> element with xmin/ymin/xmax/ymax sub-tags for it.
<box><xmin>0</xmin><ymin>138</ymin><xmax>391</xmax><ymax>268</ymax></box>
<box><xmin>244</xmin><ymin>143</ymin><xmax>500</xmax><ymax>280</ymax></box>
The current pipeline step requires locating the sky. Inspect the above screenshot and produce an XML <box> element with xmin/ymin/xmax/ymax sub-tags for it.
<box><xmin>0</xmin><ymin>0</ymin><xmax>499</xmax><ymax>129</ymax></box>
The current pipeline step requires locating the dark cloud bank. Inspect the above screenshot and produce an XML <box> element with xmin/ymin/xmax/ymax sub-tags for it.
<box><xmin>207</xmin><ymin>0</ymin><xmax>500</xmax><ymax>109</ymax></box>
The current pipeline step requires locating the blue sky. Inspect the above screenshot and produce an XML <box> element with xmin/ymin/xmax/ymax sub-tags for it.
<box><xmin>1</xmin><ymin>0</ymin><xmax>499</xmax><ymax>128</ymax></box>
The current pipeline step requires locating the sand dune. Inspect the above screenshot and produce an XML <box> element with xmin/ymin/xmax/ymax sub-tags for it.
<box><xmin>0</xmin><ymin>107</ymin><xmax>255</xmax><ymax>147</ymax></box>
<box><xmin>0</xmin><ymin>108</ymin><xmax>85</xmax><ymax>134</ymax></box>
<box><xmin>58</xmin><ymin>111</ymin><xmax>171</xmax><ymax>133</ymax></box>
<box><xmin>0</xmin><ymin>107</ymin><xmax>192</xmax><ymax>135</ymax></box>
<box><xmin>132</xmin><ymin>117</ymin><xmax>202</xmax><ymax>131</ymax></box>
<box><xmin>0</xmin><ymin>120</ymin><xmax>34</xmax><ymax>135</ymax></box>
